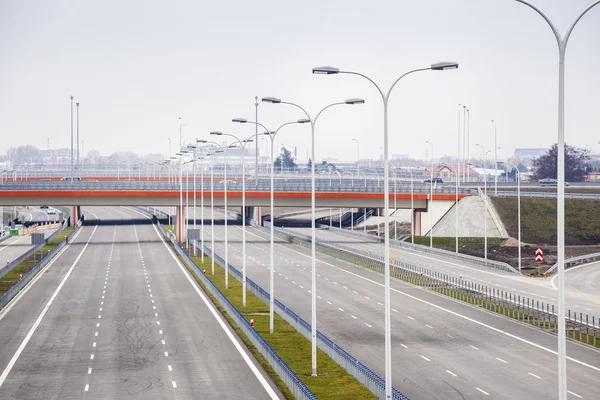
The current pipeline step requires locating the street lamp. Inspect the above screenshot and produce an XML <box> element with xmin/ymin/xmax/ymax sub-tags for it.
<box><xmin>313</xmin><ymin>61</ymin><xmax>458</xmax><ymax>398</ymax></box>
<box><xmin>499</xmin><ymin>161</ymin><xmax>521</xmax><ymax>272</ymax></box>
<box><xmin>211</xmin><ymin>131</ymin><xmax>257</xmax><ymax>307</ymax></box>
<box><xmin>475</xmin><ymin>145</ymin><xmax>489</xmax><ymax>260</ymax></box>
<box><xmin>233</xmin><ymin>117</ymin><xmax>306</xmax><ymax>335</ymax></box>
<box><xmin>425</xmin><ymin>140</ymin><xmax>434</xmax><ymax>248</ymax></box>
<box><xmin>261</xmin><ymin>96</ymin><xmax>364</xmax><ymax>375</ymax></box>
<box><xmin>491</xmin><ymin>120</ymin><xmax>498</xmax><ymax>195</ymax></box>
<box><xmin>199</xmin><ymin>139</ymin><xmax>231</xmax><ymax>288</ymax></box>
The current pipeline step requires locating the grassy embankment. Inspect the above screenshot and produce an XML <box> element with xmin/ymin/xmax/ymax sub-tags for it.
<box><xmin>490</xmin><ymin>197</ymin><xmax>600</xmax><ymax>246</ymax></box>
<box><xmin>409</xmin><ymin>236</ymin><xmax>503</xmax><ymax>247</ymax></box>
<box><xmin>164</xmin><ymin>227</ymin><xmax>377</xmax><ymax>400</ymax></box>
<box><xmin>0</xmin><ymin>227</ymin><xmax>74</xmax><ymax>297</ymax></box>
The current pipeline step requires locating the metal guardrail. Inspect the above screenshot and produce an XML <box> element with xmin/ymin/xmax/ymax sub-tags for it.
<box><xmin>184</xmin><ymin>229</ymin><xmax>410</xmax><ymax>400</ymax></box>
<box><xmin>0</xmin><ymin>221</ymin><xmax>81</xmax><ymax>311</ymax></box>
<box><xmin>269</xmin><ymin>225</ymin><xmax>600</xmax><ymax>344</ymax></box>
<box><xmin>157</xmin><ymin>223</ymin><xmax>318</xmax><ymax>400</ymax></box>
<box><xmin>545</xmin><ymin>252</ymin><xmax>600</xmax><ymax>275</ymax></box>
<box><xmin>315</xmin><ymin>225</ymin><xmax>519</xmax><ymax>274</ymax></box>
<box><xmin>0</xmin><ymin>224</ymin><xmax>66</xmax><ymax>279</ymax></box>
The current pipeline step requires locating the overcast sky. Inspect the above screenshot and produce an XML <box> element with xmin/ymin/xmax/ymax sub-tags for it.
<box><xmin>1</xmin><ymin>0</ymin><xmax>599</xmax><ymax>163</ymax></box>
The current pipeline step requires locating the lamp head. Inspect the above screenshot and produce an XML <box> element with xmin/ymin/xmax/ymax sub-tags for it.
<box><xmin>215</xmin><ymin>149</ymin><xmax>224</xmax><ymax>153</ymax></box>
<box><xmin>262</xmin><ymin>97</ymin><xmax>281</xmax><ymax>104</ymax></box>
<box><xmin>175</xmin><ymin>152</ymin><xmax>183</xmax><ymax>156</ymax></box>
<box><xmin>312</xmin><ymin>66</ymin><xmax>340</xmax><ymax>74</ymax></box>
<box><xmin>197</xmin><ymin>139</ymin><xmax>207</xmax><ymax>143</ymax></box>
<box><xmin>210</xmin><ymin>131</ymin><xmax>223</xmax><ymax>136</ymax></box>
<box><xmin>431</xmin><ymin>61</ymin><xmax>459</xmax><ymax>70</ymax></box>
<box><xmin>232</xmin><ymin>118</ymin><xmax>248</xmax><ymax>123</ymax></box>
<box><xmin>345</xmin><ymin>98</ymin><xmax>365</xmax><ymax>105</ymax></box>
<box><xmin>244</xmin><ymin>138</ymin><xmax>254</xmax><ymax>143</ymax></box>
<box><xmin>297</xmin><ymin>118</ymin><xmax>311</xmax><ymax>124</ymax></box>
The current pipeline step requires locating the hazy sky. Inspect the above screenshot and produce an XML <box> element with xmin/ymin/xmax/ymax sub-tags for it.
<box><xmin>1</xmin><ymin>0</ymin><xmax>599</xmax><ymax>163</ymax></box>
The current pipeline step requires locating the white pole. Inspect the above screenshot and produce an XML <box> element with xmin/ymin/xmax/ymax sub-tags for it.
<box><xmin>224</xmin><ymin>148</ymin><xmax>229</xmax><ymax>289</ymax></box>
<box><xmin>242</xmin><ymin>141</ymin><xmax>247</xmax><ymax>306</ymax></box>
<box><xmin>456</xmin><ymin>106</ymin><xmax>461</xmax><ymax>254</ymax></box>
<box><xmin>269</xmin><ymin>134</ymin><xmax>275</xmax><ymax>334</ymax></box>
<box><xmin>201</xmin><ymin>152</ymin><xmax>205</xmax><ymax>264</ymax></box>
<box><xmin>186</xmin><ymin>167</ymin><xmax>189</xmax><ymax>249</ymax></box>
<box><xmin>211</xmin><ymin>155</ymin><xmax>215</xmax><ymax>275</ymax></box>
<box><xmin>426</xmin><ymin>141</ymin><xmax>434</xmax><ymax>248</ymax></box>
<box><xmin>193</xmin><ymin>152</ymin><xmax>197</xmax><ymax>257</ymax></box>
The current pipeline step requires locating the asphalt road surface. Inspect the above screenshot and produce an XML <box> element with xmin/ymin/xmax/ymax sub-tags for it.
<box><xmin>0</xmin><ymin>226</ymin><xmax>59</xmax><ymax>265</ymax></box>
<box><xmin>202</xmin><ymin>216</ymin><xmax>600</xmax><ymax>400</ymax></box>
<box><xmin>18</xmin><ymin>206</ymin><xmax>62</xmax><ymax>223</ymax></box>
<box><xmin>0</xmin><ymin>206</ymin><xmax>281</xmax><ymax>400</ymax></box>
<box><xmin>288</xmin><ymin>226</ymin><xmax>600</xmax><ymax>322</ymax></box>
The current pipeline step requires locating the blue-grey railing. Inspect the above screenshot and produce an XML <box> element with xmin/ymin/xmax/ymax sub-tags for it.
<box><xmin>0</xmin><ymin>221</ymin><xmax>80</xmax><ymax>310</ymax></box>
<box><xmin>184</xmin><ymin>232</ymin><xmax>409</xmax><ymax>400</ymax></box>
<box><xmin>158</xmin><ymin>222</ymin><xmax>317</xmax><ymax>400</ymax></box>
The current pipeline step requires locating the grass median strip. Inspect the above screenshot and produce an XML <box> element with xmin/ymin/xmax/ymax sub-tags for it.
<box><xmin>0</xmin><ymin>227</ymin><xmax>73</xmax><ymax>297</ymax></box>
<box><xmin>169</xmin><ymin>241</ymin><xmax>377</xmax><ymax>400</ymax></box>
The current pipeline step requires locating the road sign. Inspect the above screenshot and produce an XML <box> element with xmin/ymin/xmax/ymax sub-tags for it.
<box><xmin>535</xmin><ymin>248</ymin><xmax>543</xmax><ymax>263</ymax></box>
<box><xmin>31</xmin><ymin>233</ymin><xmax>45</xmax><ymax>245</ymax></box>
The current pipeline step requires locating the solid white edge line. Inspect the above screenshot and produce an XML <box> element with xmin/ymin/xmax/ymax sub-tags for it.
<box><xmin>133</xmin><ymin>210</ymin><xmax>279</xmax><ymax>400</ymax></box>
<box><xmin>0</xmin><ymin>224</ymin><xmax>98</xmax><ymax>388</ymax></box>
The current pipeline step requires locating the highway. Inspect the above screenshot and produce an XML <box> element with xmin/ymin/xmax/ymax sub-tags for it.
<box><xmin>287</xmin><ymin>227</ymin><xmax>600</xmax><ymax>321</ymax></box>
<box><xmin>201</xmin><ymin>215</ymin><xmax>600</xmax><ymax>399</ymax></box>
<box><xmin>0</xmin><ymin>226</ymin><xmax>59</xmax><ymax>265</ymax></box>
<box><xmin>561</xmin><ymin>261</ymin><xmax>600</xmax><ymax>306</ymax></box>
<box><xmin>17</xmin><ymin>206</ymin><xmax>62</xmax><ymax>224</ymax></box>
<box><xmin>0</xmin><ymin>206</ymin><xmax>281</xmax><ymax>399</ymax></box>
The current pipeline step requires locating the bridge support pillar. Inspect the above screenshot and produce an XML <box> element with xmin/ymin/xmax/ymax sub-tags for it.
<box><xmin>176</xmin><ymin>206</ymin><xmax>185</xmax><ymax>243</ymax></box>
<box><xmin>413</xmin><ymin>209</ymin><xmax>423</xmax><ymax>236</ymax></box>
<box><xmin>70</xmin><ymin>206</ymin><xmax>81</xmax><ymax>226</ymax></box>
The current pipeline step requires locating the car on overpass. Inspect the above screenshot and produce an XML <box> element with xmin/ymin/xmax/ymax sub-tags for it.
<box><xmin>423</xmin><ymin>177</ymin><xmax>443</xmax><ymax>183</ymax></box>
<box><xmin>538</xmin><ymin>178</ymin><xmax>569</xmax><ymax>186</ymax></box>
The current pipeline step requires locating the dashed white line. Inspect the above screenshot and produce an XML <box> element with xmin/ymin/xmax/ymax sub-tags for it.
<box><xmin>446</xmin><ymin>370</ymin><xmax>457</xmax><ymax>377</ymax></box>
<box><xmin>476</xmin><ymin>388</ymin><xmax>489</xmax><ymax>396</ymax></box>
<box><xmin>90</xmin><ymin>354</ymin><xmax>94</xmax><ymax>360</ymax></box>
<box><xmin>426</xmin><ymin>324</ymin><xmax>433</xmax><ymax>329</ymax></box>
<box><xmin>159</xmin><ymin>330</ymin><xmax>163</xmax><ymax>335</ymax></box>
<box><xmin>377</xmin><ymin>302</ymin><xmax>383</xmax><ymax>306</ymax></box>
<box><xmin>446</xmin><ymin>334</ymin><xmax>454</xmax><ymax>339</ymax></box>
<box><xmin>495</xmin><ymin>357</ymin><xmax>507</xmax><ymax>364</ymax></box>
<box><xmin>469</xmin><ymin>345</ymin><xmax>479</xmax><ymax>350</ymax></box>
<box><xmin>364</xmin><ymin>296</ymin><xmax>370</xmax><ymax>300</ymax></box>
<box><xmin>157</xmin><ymin>321</ymin><xmax>161</xmax><ymax>325</ymax></box>
<box><xmin>338</xmin><ymin>308</ymin><xmax>344</xmax><ymax>312</ymax></box>
<box><xmin>95</xmin><ymin>332</ymin><xmax>98</xmax><ymax>337</ymax></box>
<box><xmin>420</xmin><ymin>355</ymin><xmax>431</xmax><ymax>362</ymax></box>
<box><xmin>84</xmin><ymin>384</ymin><xmax>89</xmax><ymax>392</ymax></box>
<box><xmin>97</xmin><ymin>315</ymin><xmax>101</xmax><ymax>319</ymax></box>
<box><xmin>168</xmin><ymin>365</ymin><xmax>173</xmax><ymax>372</ymax></box>
<box><xmin>365</xmin><ymin>323</ymin><xmax>372</xmax><ymax>328</ymax></box>
<box><xmin>172</xmin><ymin>381</ymin><xmax>177</xmax><ymax>388</ymax></box>
<box><xmin>528</xmin><ymin>372</ymin><xmax>542</xmax><ymax>379</ymax></box>
<box><xmin>88</xmin><ymin>368</ymin><xmax>92</xmax><ymax>375</ymax></box>
<box><xmin>92</xmin><ymin>342</ymin><xmax>96</xmax><ymax>348</ymax></box>
<box><xmin>400</xmin><ymin>344</ymin><xmax>408</xmax><ymax>349</ymax></box>
<box><xmin>407</xmin><ymin>316</ymin><xmax>415</xmax><ymax>320</ymax></box>
<box><xmin>327</xmin><ymin>301</ymin><xmax>332</xmax><ymax>305</ymax></box>
<box><xmin>351</xmin><ymin>315</ymin><xmax>358</xmax><ymax>319</ymax></box>
<box><xmin>162</xmin><ymin>340</ymin><xmax>166</xmax><ymax>345</ymax></box>
<box><xmin>568</xmin><ymin>390</ymin><xmax>583</xmax><ymax>398</ymax></box>
<box><xmin>164</xmin><ymin>352</ymin><xmax>169</xmax><ymax>357</ymax></box>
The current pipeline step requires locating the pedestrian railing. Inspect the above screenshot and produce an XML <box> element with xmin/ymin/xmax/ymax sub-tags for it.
<box><xmin>545</xmin><ymin>252</ymin><xmax>600</xmax><ymax>275</ymax></box>
<box><xmin>158</xmin><ymin>223</ymin><xmax>318</xmax><ymax>400</ymax></box>
<box><xmin>183</xmin><ymin>231</ymin><xmax>410</xmax><ymax>400</ymax></box>
<box><xmin>0</xmin><ymin>220</ymin><xmax>81</xmax><ymax>311</ymax></box>
<box><xmin>270</xmin><ymin>226</ymin><xmax>600</xmax><ymax>346</ymax></box>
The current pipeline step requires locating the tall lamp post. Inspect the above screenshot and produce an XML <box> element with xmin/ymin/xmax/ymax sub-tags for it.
<box><xmin>70</xmin><ymin>96</ymin><xmax>74</xmax><ymax>181</ymax></box>
<box><xmin>261</xmin><ymin>97</ymin><xmax>364</xmax><ymax>375</ymax></box>
<box><xmin>233</xmin><ymin>117</ymin><xmax>304</xmax><ymax>334</ymax></box>
<box><xmin>425</xmin><ymin>140</ymin><xmax>434</xmax><ymax>248</ymax></box>
<box><xmin>499</xmin><ymin>161</ymin><xmax>521</xmax><ymax>272</ymax></box>
<box><xmin>199</xmin><ymin>140</ymin><xmax>230</xmax><ymax>288</ymax></box>
<box><xmin>210</xmin><ymin>131</ymin><xmax>257</xmax><ymax>307</ymax></box>
<box><xmin>76</xmin><ymin>102</ymin><xmax>80</xmax><ymax>170</ymax></box>
<box><xmin>312</xmin><ymin>61</ymin><xmax>458</xmax><ymax>398</ymax></box>
<box><xmin>475</xmin><ymin>145</ymin><xmax>489</xmax><ymax>260</ymax></box>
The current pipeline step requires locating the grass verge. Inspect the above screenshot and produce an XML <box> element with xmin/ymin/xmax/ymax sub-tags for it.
<box><xmin>167</xmin><ymin>239</ymin><xmax>377</xmax><ymax>400</ymax></box>
<box><xmin>0</xmin><ymin>227</ymin><xmax>74</xmax><ymax>297</ymax></box>
<box><xmin>408</xmin><ymin>236</ymin><xmax>503</xmax><ymax>247</ymax></box>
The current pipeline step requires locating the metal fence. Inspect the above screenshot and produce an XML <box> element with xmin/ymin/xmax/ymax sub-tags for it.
<box><xmin>271</xmin><ymin>226</ymin><xmax>600</xmax><ymax>346</ymax></box>
<box><xmin>545</xmin><ymin>252</ymin><xmax>600</xmax><ymax>275</ymax></box>
<box><xmin>157</xmin><ymin>223</ymin><xmax>318</xmax><ymax>400</ymax></box>
<box><xmin>184</xmin><ymin>232</ymin><xmax>410</xmax><ymax>400</ymax></box>
<box><xmin>0</xmin><ymin>224</ymin><xmax>66</xmax><ymax>279</ymax></box>
<box><xmin>309</xmin><ymin>224</ymin><xmax>519</xmax><ymax>274</ymax></box>
<box><xmin>0</xmin><ymin>221</ymin><xmax>80</xmax><ymax>311</ymax></box>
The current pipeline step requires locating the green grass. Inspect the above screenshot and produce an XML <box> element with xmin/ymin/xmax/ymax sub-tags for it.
<box><xmin>0</xmin><ymin>227</ymin><xmax>74</xmax><ymax>297</ymax></box>
<box><xmin>409</xmin><ymin>236</ymin><xmax>503</xmax><ymax>247</ymax></box>
<box><xmin>174</xmin><ymin>244</ymin><xmax>377</xmax><ymax>400</ymax></box>
<box><xmin>490</xmin><ymin>197</ymin><xmax>600</xmax><ymax>245</ymax></box>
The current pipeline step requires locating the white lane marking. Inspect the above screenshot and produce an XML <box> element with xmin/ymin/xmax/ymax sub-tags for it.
<box><xmin>343</xmin><ymin>286</ymin><xmax>348</xmax><ymax>289</ymax></box>
<box><xmin>495</xmin><ymin>357</ymin><xmax>507</xmax><ymax>364</ymax></box>
<box><xmin>327</xmin><ymin>301</ymin><xmax>332</xmax><ymax>305</ymax></box>
<box><xmin>446</xmin><ymin>370</ymin><xmax>457</xmax><ymax>377</ymax></box>
<box><xmin>172</xmin><ymin>381</ymin><xmax>177</xmax><ymax>388</ymax></box>
<box><xmin>317</xmin><ymin>296</ymin><xmax>322</xmax><ymax>299</ymax></box>
<box><xmin>407</xmin><ymin>316</ymin><xmax>415</xmax><ymax>320</ymax></box>
<box><xmin>96</xmin><ymin>323</ymin><xmax>99</xmax><ymax>327</ymax></box>
<box><xmin>351</xmin><ymin>315</ymin><xmax>358</xmax><ymax>319</ymax></box>
<box><xmin>84</xmin><ymin>384</ymin><xmax>89</xmax><ymax>392</ymax></box>
<box><xmin>469</xmin><ymin>345</ymin><xmax>479</xmax><ymax>350</ymax></box>
<box><xmin>165</xmin><ymin>352</ymin><xmax>169</xmax><ymax>357</ymax></box>
<box><xmin>338</xmin><ymin>308</ymin><xmax>344</xmax><ymax>312</ymax></box>
<box><xmin>88</xmin><ymin>368</ymin><xmax>92</xmax><ymax>374</ymax></box>
<box><xmin>157</xmin><ymin>321</ymin><xmax>160</xmax><ymax>325</ymax></box>
<box><xmin>352</xmin><ymin>291</ymin><xmax>358</xmax><ymax>294</ymax></box>
<box><xmin>420</xmin><ymin>355</ymin><xmax>431</xmax><ymax>362</ymax></box>
<box><xmin>98</xmin><ymin>315</ymin><xmax>101</xmax><ymax>319</ymax></box>
<box><xmin>476</xmin><ymin>388</ymin><xmax>489</xmax><ymax>396</ymax></box>
<box><xmin>426</xmin><ymin>324</ymin><xmax>433</xmax><ymax>329</ymax></box>
<box><xmin>90</xmin><ymin>354</ymin><xmax>94</xmax><ymax>360</ymax></box>
<box><xmin>0</xmin><ymin>225</ymin><xmax>98</xmax><ymax>388</ymax></box>
<box><xmin>365</xmin><ymin>323</ymin><xmax>372</xmax><ymax>328</ymax></box>
<box><xmin>364</xmin><ymin>296</ymin><xmax>370</xmax><ymax>300</ymax></box>
<box><xmin>143</xmin><ymin>217</ymin><xmax>281</xmax><ymax>400</ymax></box>
<box><xmin>528</xmin><ymin>372</ymin><xmax>542</xmax><ymax>379</ymax></box>
<box><xmin>299</xmin><ymin>286</ymin><xmax>304</xmax><ymax>289</ymax></box>
<box><xmin>400</xmin><ymin>344</ymin><xmax>408</xmax><ymax>349</ymax></box>
<box><xmin>99</xmin><ymin>308</ymin><xmax>102</xmax><ymax>312</ymax></box>
<box><xmin>568</xmin><ymin>390</ymin><xmax>583</xmax><ymax>398</ymax></box>
<box><xmin>446</xmin><ymin>334</ymin><xmax>454</xmax><ymax>339</ymax></box>
<box><xmin>95</xmin><ymin>332</ymin><xmax>98</xmax><ymax>337</ymax></box>
<box><xmin>168</xmin><ymin>365</ymin><xmax>173</xmax><ymax>372</ymax></box>
<box><xmin>377</xmin><ymin>302</ymin><xmax>383</xmax><ymax>306</ymax></box>
<box><xmin>159</xmin><ymin>330</ymin><xmax>163</xmax><ymax>335</ymax></box>
<box><xmin>162</xmin><ymin>340</ymin><xmax>166</xmax><ymax>345</ymax></box>
<box><xmin>155</xmin><ymin>313</ymin><xmax>158</xmax><ymax>317</ymax></box>
<box><xmin>93</xmin><ymin>342</ymin><xmax>96</xmax><ymax>348</ymax></box>
<box><xmin>392</xmin><ymin>308</ymin><xmax>398</xmax><ymax>313</ymax></box>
